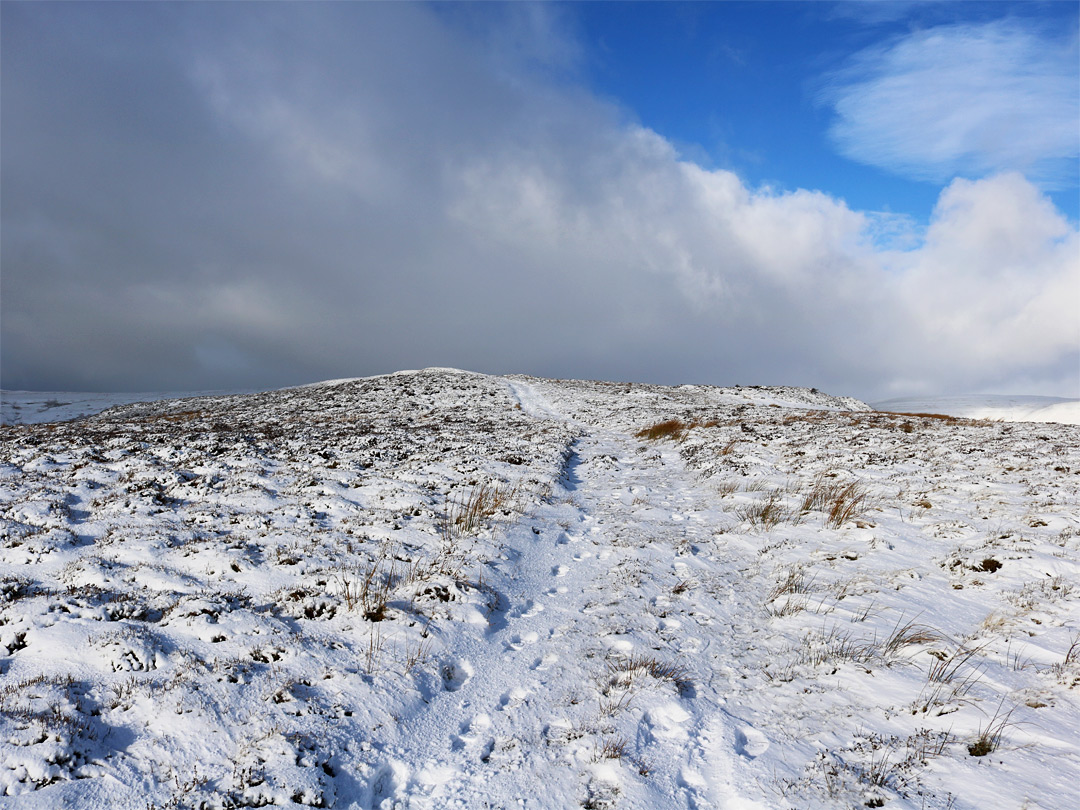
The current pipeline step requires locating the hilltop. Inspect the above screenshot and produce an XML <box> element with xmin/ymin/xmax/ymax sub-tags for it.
<box><xmin>1</xmin><ymin>369</ymin><xmax>1077</xmax><ymax>809</ymax></box>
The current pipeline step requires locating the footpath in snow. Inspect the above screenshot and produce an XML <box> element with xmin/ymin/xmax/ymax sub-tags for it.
<box><xmin>371</xmin><ymin>380</ymin><xmax>769</xmax><ymax>808</ymax></box>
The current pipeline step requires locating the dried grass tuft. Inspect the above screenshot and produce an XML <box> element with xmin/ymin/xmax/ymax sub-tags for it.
<box><xmin>608</xmin><ymin>654</ymin><xmax>693</xmax><ymax>695</ymax></box>
<box><xmin>635</xmin><ymin>418</ymin><xmax>719</xmax><ymax>442</ymax></box>
<box><xmin>799</xmin><ymin>474</ymin><xmax>871</xmax><ymax>529</ymax></box>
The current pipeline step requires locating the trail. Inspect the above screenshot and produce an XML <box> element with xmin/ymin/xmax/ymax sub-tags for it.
<box><xmin>375</xmin><ymin>381</ymin><xmax>767</xmax><ymax>809</ymax></box>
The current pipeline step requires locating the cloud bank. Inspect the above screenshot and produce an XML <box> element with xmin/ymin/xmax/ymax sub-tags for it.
<box><xmin>821</xmin><ymin>20</ymin><xmax>1080</xmax><ymax>187</ymax></box>
<box><xmin>2</xmin><ymin>4</ymin><xmax>1077</xmax><ymax>399</ymax></box>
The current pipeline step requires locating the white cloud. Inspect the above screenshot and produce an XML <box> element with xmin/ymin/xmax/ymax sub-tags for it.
<box><xmin>2</xmin><ymin>4</ymin><xmax>1077</xmax><ymax>398</ymax></box>
<box><xmin>821</xmin><ymin>21</ymin><xmax>1079</xmax><ymax>187</ymax></box>
<box><xmin>887</xmin><ymin>173</ymin><xmax>1078</xmax><ymax>384</ymax></box>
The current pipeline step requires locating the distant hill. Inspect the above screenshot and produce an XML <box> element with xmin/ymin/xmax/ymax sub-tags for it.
<box><xmin>873</xmin><ymin>394</ymin><xmax>1080</xmax><ymax>425</ymax></box>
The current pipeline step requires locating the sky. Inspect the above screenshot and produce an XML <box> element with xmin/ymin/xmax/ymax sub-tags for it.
<box><xmin>2</xmin><ymin>1</ymin><xmax>1078</xmax><ymax>400</ymax></box>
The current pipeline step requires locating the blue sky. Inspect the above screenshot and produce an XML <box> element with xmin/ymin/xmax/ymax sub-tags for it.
<box><xmin>2</xmin><ymin>1</ymin><xmax>1077</xmax><ymax>398</ymax></box>
<box><xmin>573</xmin><ymin>1</ymin><xmax>1079</xmax><ymax>225</ymax></box>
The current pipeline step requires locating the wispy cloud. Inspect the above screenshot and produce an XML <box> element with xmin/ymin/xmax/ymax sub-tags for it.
<box><xmin>821</xmin><ymin>20</ymin><xmax>1079</xmax><ymax>188</ymax></box>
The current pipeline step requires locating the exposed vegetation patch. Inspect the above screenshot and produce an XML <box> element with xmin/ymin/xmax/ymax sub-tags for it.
<box><xmin>635</xmin><ymin>418</ymin><xmax>719</xmax><ymax>442</ymax></box>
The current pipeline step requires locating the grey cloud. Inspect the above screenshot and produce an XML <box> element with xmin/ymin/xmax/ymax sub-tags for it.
<box><xmin>2</xmin><ymin>3</ymin><xmax>1076</xmax><ymax>400</ymax></box>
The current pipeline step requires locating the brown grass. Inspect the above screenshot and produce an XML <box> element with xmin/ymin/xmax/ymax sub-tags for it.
<box><xmin>768</xmin><ymin>565</ymin><xmax>814</xmax><ymax>601</ymax></box>
<box><xmin>716</xmin><ymin>481</ymin><xmax>739</xmax><ymax>497</ymax></box>
<box><xmin>968</xmin><ymin>701</ymin><xmax>1016</xmax><ymax>757</ymax></box>
<box><xmin>781</xmin><ymin>410</ymin><xmax>832</xmax><ymax>425</ymax></box>
<box><xmin>737</xmin><ymin>490</ymin><xmax>788</xmax><ymax>531</ymax></box>
<box><xmin>879</xmin><ymin>617</ymin><xmax>941</xmax><ymax>661</ymax></box>
<box><xmin>157</xmin><ymin>410</ymin><xmax>206</xmax><ymax>423</ymax></box>
<box><xmin>598</xmin><ymin>737</ymin><xmax>630</xmax><ymax>760</ymax></box>
<box><xmin>911</xmin><ymin>643</ymin><xmax>986</xmax><ymax>714</ymax></box>
<box><xmin>799</xmin><ymin>474</ymin><xmax>870</xmax><ymax>529</ymax></box>
<box><xmin>796</xmin><ymin>626</ymin><xmax>874</xmax><ymax>666</ymax></box>
<box><xmin>608</xmin><ymin>654</ymin><xmax>693</xmax><ymax>694</ymax></box>
<box><xmin>636</xmin><ymin>419</ymin><xmax>689</xmax><ymax>441</ymax></box>
<box><xmin>883</xmin><ymin>411</ymin><xmax>959</xmax><ymax>422</ymax></box>
<box><xmin>443</xmin><ymin>480</ymin><xmax>520</xmax><ymax>538</ymax></box>
<box><xmin>635</xmin><ymin>418</ymin><xmax>719</xmax><ymax>442</ymax></box>
<box><xmin>860</xmin><ymin>411</ymin><xmax>996</xmax><ymax>429</ymax></box>
<box><xmin>340</xmin><ymin>557</ymin><xmax>400</xmax><ymax>621</ymax></box>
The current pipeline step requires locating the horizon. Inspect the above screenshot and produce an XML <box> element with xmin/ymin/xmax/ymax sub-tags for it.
<box><xmin>2</xmin><ymin>2</ymin><xmax>1077</xmax><ymax>401</ymax></box>
<box><xmin>3</xmin><ymin>366</ymin><xmax>1079</xmax><ymax>414</ymax></box>
<box><xmin>2</xmin><ymin>367</ymin><xmax>1080</xmax><ymax>403</ymax></box>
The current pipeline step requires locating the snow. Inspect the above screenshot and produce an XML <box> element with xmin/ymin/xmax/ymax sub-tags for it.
<box><xmin>1</xmin><ymin>389</ymin><xmax>256</xmax><ymax>426</ymax></box>
<box><xmin>0</xmin><ymin>368</ymin><xmax>1078</xmax><ymax>809</ymax></box>
<box><xmin>874</xmin><ymin>395</ymin><xmax>1080</xmax><ymax>426</ymax></box>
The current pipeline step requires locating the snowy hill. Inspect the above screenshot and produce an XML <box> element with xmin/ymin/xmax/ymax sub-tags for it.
<box><xmin>0</xmin><ymin>369</ymin><xmax>1077</xmax><ymax>809</ymax></box>
<box><xmin>0</xmin><ymin>389</ymin><xmax>256</xmax><ymax>427</ymax></box>
<box><xmin>873</xmin><ymin>395</ymin><xmax>1080</xmax><ymax>426</ymax></box>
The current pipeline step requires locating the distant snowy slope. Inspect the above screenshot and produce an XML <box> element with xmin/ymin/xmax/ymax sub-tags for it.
<box><xmin>2</xmin><ymin>372</ymin><xmax>869</xmax><ymax>428</ymax></box>
<box><xmin>0</xmin><ymin>389</ymin><xmax>256</xmax><ymax>426</ymax></box>
<box><xmin>704</xmin><ymin>383</ymin><xmax>870</xmax><ymax>412</ymax></box>
<box><xmin>874</xmin><ymin>394</ymin><xmax>1080</xmax><ymax>425</ymax></box>
<box><xmin>1</xmin><ymin>391</ymin><xmax>168</xmax><ymax>425</ymax></box>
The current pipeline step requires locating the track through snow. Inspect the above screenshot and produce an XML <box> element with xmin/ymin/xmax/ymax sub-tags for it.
<box><xmin>3</xmin><ymin>369</ymin><xmax>1079</xmax><ymax>810</ymax></box>
<box><xmin>369</xmin><ymin>382</ymin><xmax>765</xmax><ymax>809</ymax></box>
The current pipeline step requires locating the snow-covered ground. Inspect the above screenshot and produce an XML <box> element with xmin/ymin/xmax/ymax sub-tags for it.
<box><xmin>1</xmin><ymin>390</ymin><xmax>256</xmax><ymax>427</ymax></box>
<box><xmin>874</xmin><ymin>395</ymin><xmax>1080</xmax><ymax>426</ymax></box>
<box><xmin>9</xmin><ymin>388</ymin><xmax>1076</xmax><ymax>429</ymax></box>
<box><xmin>1</xmin><ymin>369</ymin><xmax>1077</xmax><ymax>809</ymax></box>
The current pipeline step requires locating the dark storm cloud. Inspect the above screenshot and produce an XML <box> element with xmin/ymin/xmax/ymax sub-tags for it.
<box><xmin>2</xmin><ymin>3</ymin><xmax>1076</xmax><ymax>398</ymax></box>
